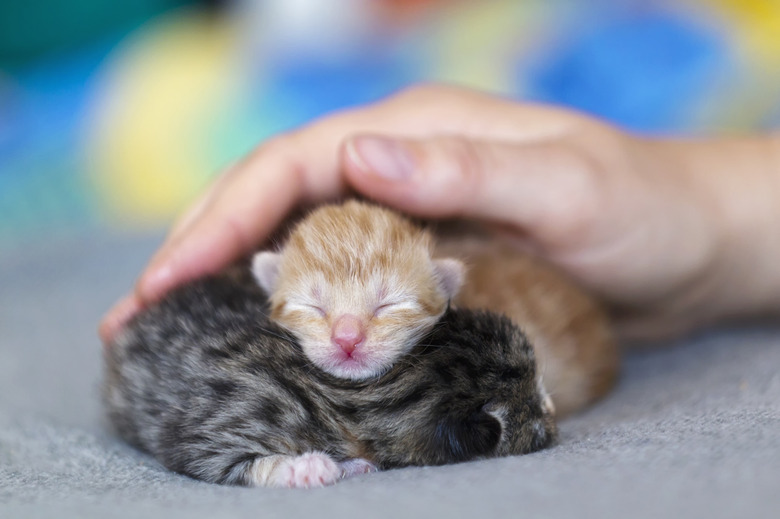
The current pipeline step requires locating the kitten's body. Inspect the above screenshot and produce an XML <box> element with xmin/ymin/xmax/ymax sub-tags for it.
<box><xmin>257</xmin><ymin>201</ymin><xmax>619</xmax><ymax>417</ymax></box>
<box><xmin>104</xmin><ymin>270</ymin><xmax>556</xmax><ymax>488</ymax></box>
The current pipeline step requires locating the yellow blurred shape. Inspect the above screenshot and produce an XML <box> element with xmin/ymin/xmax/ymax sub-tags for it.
<box><xmin>710</xmin><ymin>0</ymin><xmax>780</xmax><ymax>63</ymax></box>
<box><xmin>704</xmin><ymin>0</ymin><xmax>780</xmax><ymax>129</ymax></box>
<box><xmin>85</xmin><ymin>9</ymin><xmax>240</xmax><ymax>228</ymax></box>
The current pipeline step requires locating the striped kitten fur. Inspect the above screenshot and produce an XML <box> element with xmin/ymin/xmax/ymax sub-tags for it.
<box><xmin>104</xmin><ymin>268</ymin><xmax>556</xmax><ymax>488</ymax></box>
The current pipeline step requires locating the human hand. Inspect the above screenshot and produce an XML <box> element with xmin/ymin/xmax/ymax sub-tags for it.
<box><xmin>99</xmin><ymin>84</ymin><xmax>780</xmax><ymax>344</ymax></box>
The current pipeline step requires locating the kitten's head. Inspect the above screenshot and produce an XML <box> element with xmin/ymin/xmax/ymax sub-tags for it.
<box><xmin>252</xmin><ymin>201</ymin><xmax>464</xmax><ymax>380</ymax></box>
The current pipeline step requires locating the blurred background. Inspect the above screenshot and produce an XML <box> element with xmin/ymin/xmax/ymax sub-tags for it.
<box><xmin>2</xmin><ymin>0</ymin><xmax>780</xmax><ymax>251</ymax></box>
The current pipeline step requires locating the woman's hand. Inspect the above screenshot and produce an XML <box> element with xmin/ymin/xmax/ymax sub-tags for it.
<box><xmin>99</xmin><ymin>84</ymin><xmax>780</xmax><ymax>344</ymax></box>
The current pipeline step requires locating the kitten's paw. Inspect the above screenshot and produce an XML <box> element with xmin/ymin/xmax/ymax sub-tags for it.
<box><xmin>339</xmin><ymin>458</ymin><xmax>378</xmax><ymax>479</ymax></box>
<box><xmin>271</xmin><ymin>452</ymin><xmax>341</xmax><ymax>488</ymax></box>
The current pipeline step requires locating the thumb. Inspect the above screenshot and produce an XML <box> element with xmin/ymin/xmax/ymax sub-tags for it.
<box><xmin>342</xmin><ymin>134</ymin><xmax>598</xmax><ymax>242</ymax></box>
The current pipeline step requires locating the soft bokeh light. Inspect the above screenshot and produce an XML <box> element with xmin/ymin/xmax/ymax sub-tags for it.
<box><xmin>1</xmin><ymin>0</ymin><xmax>779</xmax><ymax>247</ymax></box>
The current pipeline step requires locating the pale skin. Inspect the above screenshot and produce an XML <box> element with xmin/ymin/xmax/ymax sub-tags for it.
<box><xmin>99</xmin><ymin>84</ymin><xmax>780</xmax><ymax>345</ymax></box>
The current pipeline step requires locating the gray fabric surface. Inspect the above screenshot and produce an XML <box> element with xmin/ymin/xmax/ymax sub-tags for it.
<box><xmin>1</xmin><ymin>232</ymin><xmax>779</xmax><ymax>519</ymax></box>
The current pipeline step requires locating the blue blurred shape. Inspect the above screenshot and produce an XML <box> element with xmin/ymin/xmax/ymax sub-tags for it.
<box><xmin>260</xmin><ymin>52</ymin><xmax>414</xmax><ymax>131</ymax></box>
<box><xmin>525</xmin><ymin>13</ymin><xmax>728</xmax><ymax>132</ymax></box>
<box><xmin>0</xmin><ymin>44</ymin><xmax>107</xmax><ymax>244</ymax></box>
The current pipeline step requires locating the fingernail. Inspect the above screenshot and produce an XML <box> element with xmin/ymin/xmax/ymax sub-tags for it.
<box><xmin>347</xmin><ymin>136</ymin><xmax>415</xmax><ymax>180</ymax></box>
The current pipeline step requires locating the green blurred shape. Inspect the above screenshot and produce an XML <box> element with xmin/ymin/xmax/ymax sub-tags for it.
<box><xmin>0</xmin><ymin>0</ymin><xmax>196</xmax><ymax>68</ymax></box>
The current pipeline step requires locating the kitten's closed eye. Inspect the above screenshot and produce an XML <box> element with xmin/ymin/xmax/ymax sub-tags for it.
<box><xmin>306</xmin><ymin>305</ymin><xmax>327</xmax><ymax>318</ymax></box>
<box><xmin>372</xmin><ymin>300</ymin><xmax>419</xmax><ymax>317</ymax></box>
<box><xmin>285</xmin><ymin>302</ymin><xmax>327</xmax><ymax>317</ymax></box>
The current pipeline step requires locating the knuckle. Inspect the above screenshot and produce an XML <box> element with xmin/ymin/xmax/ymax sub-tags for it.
<box><xmin>413</xmin><ymin>136</ymin><xmax>484</xmax><ymax>183</ymax></box>
<box><xmin>414</xmin><ymin>136</ymin><xmax>487</xmax><ymax>215</ymax></box>
<box><xmin>538</xmin><ymin>144</ymin><xmax>607</xmax><ymax>238</ymax></box>
<box><xmin>440</xmin><ymin>136</ymin><xmax>486</xmax><ymax>180</ymax></box>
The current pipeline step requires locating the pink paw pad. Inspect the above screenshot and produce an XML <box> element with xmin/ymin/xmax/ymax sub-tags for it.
<box><xmin>273</xmin><ymin>452</ymin><xmax>342</xmax><ymax>488</ymax></box>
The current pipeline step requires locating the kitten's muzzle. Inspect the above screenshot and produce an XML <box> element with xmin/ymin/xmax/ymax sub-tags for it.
<box><xmin>331</xmin><ymin>314</ymin><xmax>366</xmax><ymax>356</ymax></box>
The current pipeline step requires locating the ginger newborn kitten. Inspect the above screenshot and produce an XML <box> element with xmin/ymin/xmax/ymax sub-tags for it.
<box><xmin>252</xmin><ymin>200</ymin><xmax>464</xmax><ymax>380</ymax></box>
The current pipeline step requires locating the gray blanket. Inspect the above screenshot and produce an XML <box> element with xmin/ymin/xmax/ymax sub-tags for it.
<box><xmin>2</xmin><ymin>233</ymin><xmax>778</xmax><ymax>519</ymax></box>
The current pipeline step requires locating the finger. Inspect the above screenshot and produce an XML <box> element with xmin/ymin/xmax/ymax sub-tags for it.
<box><xmin>166</xmin><ymin>161</ymin><xmax>243</xmax><ymax>240</ymax></box>
<box><xmin>342</xmin><ymin>133</ymin><xmax>602</xmax><ymax>248</ymax></box>
<box><xmin>138</xmin><ymin>165</ymin><xmax>239</xmax><ymax>285</ymax></box>
<box><xmin>136</xmin><ymin>157</ymin><xmax>280</xmax><ymax>296</ymax></box>
<box><xmin>137</xmin><ymin>141</ymin><xmax>324</xmax><ymax>302</ymax></box>
<box><xmin>99</xmin><ymin>155</ymin><xmax>295</xmax><ymax>342</ymax></box>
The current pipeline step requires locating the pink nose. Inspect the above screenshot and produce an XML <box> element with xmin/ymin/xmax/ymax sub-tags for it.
<box><xmin>331</xmin><ymin>314</ymin><xmax>365</xmax><ymax>356</ymax></box>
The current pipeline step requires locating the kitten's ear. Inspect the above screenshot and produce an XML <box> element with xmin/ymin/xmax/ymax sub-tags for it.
<box><xmin>433</xmin><ymin>258</ymin><xmax>465</xmax><ymax>299</ymax></box>
<box><xmin>251</xmin><ymin>252</ymin><xmax>282</xmax><ymax>293</ymax></box>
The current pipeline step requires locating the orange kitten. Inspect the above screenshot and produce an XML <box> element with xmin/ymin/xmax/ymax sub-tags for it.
<box><xmin>251</xmin><ymin>200</ymin><xmax>464</xmax><ymax>380</ymax></box>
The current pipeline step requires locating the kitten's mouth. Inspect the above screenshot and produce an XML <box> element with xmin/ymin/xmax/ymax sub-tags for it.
<box><xmin>320</xmin><ymin>349</ymin><xmax>385</xmax><ymax>380</ymax></box>
<box><xmin>303</xmin><ymin>341</ymin><xmax>391</xmax><ymax>380</ymax></box>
